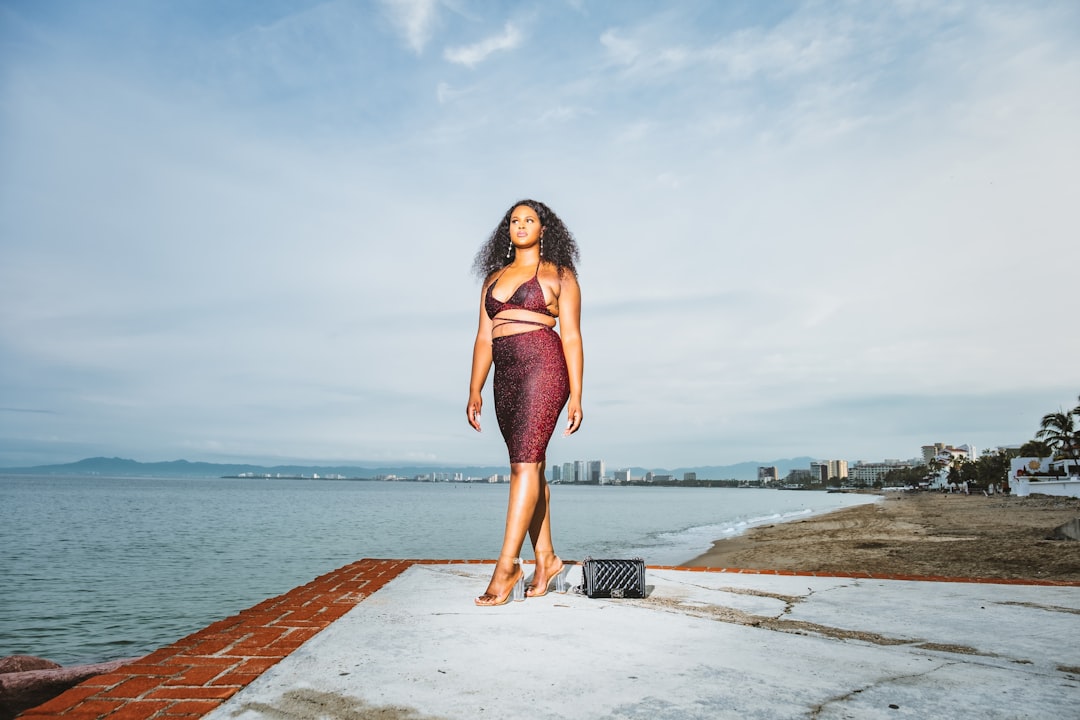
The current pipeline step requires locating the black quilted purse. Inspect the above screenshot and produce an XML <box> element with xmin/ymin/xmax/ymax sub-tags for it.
<box><xmin>575</xmin><ymin>557</ymin><xmax>646</xmax><ymax>598</ymax></box>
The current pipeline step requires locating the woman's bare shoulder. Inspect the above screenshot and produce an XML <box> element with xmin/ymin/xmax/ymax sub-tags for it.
<box><xmin>482</xmin><ymin>268</ymin><xmax>501</xmax><ymax>287</ymax></box>
<box><xmin>539</xmin><ymin>262</ymin><xmax>578</xmax><ymax>300</ymax></box>
<box><xmin>540</xmin><ymin>261</ymin><xmax>577</xmax><ymax>281</ymax></box>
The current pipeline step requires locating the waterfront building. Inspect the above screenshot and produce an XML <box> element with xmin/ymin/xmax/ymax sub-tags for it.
<box><xmin>588</xmin><ymin>460</ymin><xmax>605</xmax><ymax>483</ymax></box>
<box><xmin>683</xmin><ymin>472</ymin><xmax>697</xmax><ymax>482</ymax></box>
<box><xmin>849</xmin><ymin>460</ymin><xmax>911</xmax><ymax>486</ymax></box>
<box><xmin>574</xmin><ymin>460</ymin><xmax>586</xmax><ymax>484</ymax></box>
<box><xmin>614</xmin><ymin>469</ymin><xmax>631</xmax><ymax>483</ymax></box>
<box><xmin>921</xmin><ymin>443</ymin><xmax>947</xmax><ymax>463</ymax></box>
<box><xmin>551</xmin><ymin>465</ymin><xmax>561</xmax><ymax>482</ymax></box>
<box><xmin>562</xmin><ymin>462</ymin><xmax>576</xmax><ymax>483</ymax></box>
<box><xmin>785</xmin><ymin>469</ymin><xmax>814</xmax><ymax>486</ymax></box>
<box><xmin>923</xmin><ymin>443</ymin><xmax>977</xmax><ymax>464</ymax></box>
<box><xmin>757</xmin><ymin>466</ymin><xmax>779</xmax><ymax>485</ymax></box>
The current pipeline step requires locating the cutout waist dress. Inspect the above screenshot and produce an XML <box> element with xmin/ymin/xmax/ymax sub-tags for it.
<box><xmin>485</xmin><ymin>265</ymin><xmax>568</xmax><ymax>463</ymax></box>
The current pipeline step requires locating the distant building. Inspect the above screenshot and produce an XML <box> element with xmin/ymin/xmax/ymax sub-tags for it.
<box><xmin>923</xmin><ymin>443</ymin><xmax>978</xmax><ymax>464</ymax></box>
<box><xmin>921</xmin><ymin>443</ymin><xmax>947</xmax><ymax>463</ymax></box>
<box><xmin>849</xmin><ymin>460</ymin><xmax>911</xmax><ymax>486</ymax></box>
<box><xmin>809</xmin><ymin>460</ymin><xmax>848</xmax><ymax>484</ymax></box>
<box><xmin>551</xmin><ymin>465</ymin><xmax>561</xmax><ymax>482</ymax></box>
<box><xmin>562</xmin><ymin>462</ymin><xmax>576</xmax><ymax>483</ymax></box>
<box><xmin>758</xmin><ymin>466</ymin><xmax>779</xmax><ymax>484</ymax></box>
<box><xmin>683</xmin><ymin>472</ymin><xmax>697</xmax><ymax>482</ymax></box>
<box><xmin>575</xmin><ymin>460</ymin><xmax>587</xmax><ymax>483</ymax></box>
<box><xmin>588</xmin><ymin>460</ymin><xmax>605</xmax><ymax>483</ymax></box>
<box><xmin>614</xmin><ymin>469</ymin><xmax>631</xmax><ymax>483</ymax></box>
<box><xmin>785</xmin><ymin>469</ymin><xmax>813</xmax><ymax>485</ymax></box>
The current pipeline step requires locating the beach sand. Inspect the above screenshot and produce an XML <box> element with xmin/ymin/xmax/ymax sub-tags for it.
<box><xmin>685</xmin><ymin>491</ymin><xmax>1080</xmax><ymax>582</ymax></box>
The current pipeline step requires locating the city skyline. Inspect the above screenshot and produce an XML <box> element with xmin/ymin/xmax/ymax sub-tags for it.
<box><xmin>2</xmin><ymin>442</ymin><xmax>990</xmax><ymax>484</ymax></box>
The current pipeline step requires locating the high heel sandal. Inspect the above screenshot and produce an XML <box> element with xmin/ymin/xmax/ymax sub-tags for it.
<box><xmin>525</xmin><ymin>557</ymin><xmax>568</xmax><ymax>598</ymax></box>
<box><xmin>475</xmin><ymin>558</ymin><xmax>525</xmax><ymax>606</ymax></box>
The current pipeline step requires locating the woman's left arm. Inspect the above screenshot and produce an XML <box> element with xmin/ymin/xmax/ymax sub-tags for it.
<box><xmin>558</xmin><ymin>271</ymin><xmax>584</xmax><ymax>435</ymax></box>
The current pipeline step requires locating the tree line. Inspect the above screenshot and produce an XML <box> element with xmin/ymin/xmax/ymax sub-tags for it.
<box><xmin>883</xmin><ymin>393</ymin><xmax>1080</xmax><ymax>489</ymax></box>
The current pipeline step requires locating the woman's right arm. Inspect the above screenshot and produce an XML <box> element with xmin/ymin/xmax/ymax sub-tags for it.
<box><xmin>467</xmin><ymin>280</ymin><xmax>494</xmax><ymax>432</ymax></box>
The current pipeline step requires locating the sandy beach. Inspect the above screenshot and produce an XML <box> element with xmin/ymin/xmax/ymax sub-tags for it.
<box><xmin>686</xmin><ymin>491</ymin><xmax>1080</xmax><ymax>582</ymax></box>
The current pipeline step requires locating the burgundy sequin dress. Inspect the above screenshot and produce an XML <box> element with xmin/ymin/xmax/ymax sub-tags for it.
<box><xmin>485</xmin><ymin>266</ymin><xmax>570</xmax><ymax>463</ymax></box>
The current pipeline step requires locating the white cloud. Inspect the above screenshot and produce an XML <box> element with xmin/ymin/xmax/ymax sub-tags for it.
<box><xmin>444</xmin><ymin>22</ymin><xmax>522</xmax><ymax>67</ymax></box>
<box><xmin>436</xmin><ymin>81</ymin><xmax>466</xmax><ymax>104</ymax></box>
<box><xmin>380</xmin><ymin>0</ymin><xmax>439</xmax><ymax>53</ymax></box>
<box><xmin>600</xmin><ymin>28</ymin><xmax>639</xmax><ymax>65</ymax></box>
<box><xmin>537</xmin><ymin>105</ymin><xmax>586</xmax><ymax>123</ymax></box>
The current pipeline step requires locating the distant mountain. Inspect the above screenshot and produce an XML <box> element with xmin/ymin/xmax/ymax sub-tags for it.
<box><xmin>0</xmin><ymin>456</ymin><xmax>824</xmax><ymax>481</ymax></box>
<box><xmin>0</xmin><ymin>456</ymin><xmax>515</xmax><ymax>479</ymax></box>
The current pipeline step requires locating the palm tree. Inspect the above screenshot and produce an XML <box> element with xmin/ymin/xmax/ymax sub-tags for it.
<box><xmin>947</xmin><ymin>454</ymin><xmax>970</xmax><ymax>490</ymax></box>
<box><xmin>925</xmin><ymin>455</ymin><xmax>945</xmax><ymax>479</ymax></box>
<box><xmin>1018</xmin><ymin>439</ymin><xmax>1052</xmax><ymax>458</ymax></box>
<box><xmin>1036</xmin><ymin>410</ymin><xmax>1080</xmax><ymax>474</ymax></box>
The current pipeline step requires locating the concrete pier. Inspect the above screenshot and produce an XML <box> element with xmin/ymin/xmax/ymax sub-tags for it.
<box><xmin>17</xmin><ymin>560</ymin><xmax>1080</xmax><ymax>719</ymax></box>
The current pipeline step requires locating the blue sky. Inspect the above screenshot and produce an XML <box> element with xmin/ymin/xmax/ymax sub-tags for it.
<box><xmin>1</xmin><ymin>0</ymin><xmax>1078</xmax><ymax>470</ymax></box>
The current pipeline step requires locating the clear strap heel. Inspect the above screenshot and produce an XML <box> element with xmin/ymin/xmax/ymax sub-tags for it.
<box><xmin>475</xmin><ymin>556</ymin><xmax>525</xmax><ymax>606</ymax></box>
<box><xmin>553</xmin><ymin>563</ymin><xmax>568</xmax><ymax>594</ymax></box>
<box><xmin>511</xmin><ymin>557</ymin><xmax>525</xmax><ymax>602</ymax></box>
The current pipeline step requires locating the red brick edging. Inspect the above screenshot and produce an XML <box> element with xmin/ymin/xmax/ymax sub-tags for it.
<box><xmin>17</xmin><ymin>560</ymin><xmax>1080</xmax><ymax>719</ymax></box>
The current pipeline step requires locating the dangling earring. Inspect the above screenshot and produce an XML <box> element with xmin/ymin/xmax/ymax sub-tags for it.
<box><xmin>540</xmin><ymin>235</ymin><xmax>544</xmax><ymax>257</ymax></box>
<box><xmin>506</xmin><ymin>242</ymin><xmax>513</xmax><ymax>259</ymax></box>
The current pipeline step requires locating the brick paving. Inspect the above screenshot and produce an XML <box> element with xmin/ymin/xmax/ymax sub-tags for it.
<box><xmin>16</xmin><ymin>560</ymin><xmax>1080</xmax><ymax>719</ymax></box>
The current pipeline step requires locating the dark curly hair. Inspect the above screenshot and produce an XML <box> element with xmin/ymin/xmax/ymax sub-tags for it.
<box><xmin>472</xmin><ymin>199</ymin><xmax>580</xmax><ymax>280</ymax></box>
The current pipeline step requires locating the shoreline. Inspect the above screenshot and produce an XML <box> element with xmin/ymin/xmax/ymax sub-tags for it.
<box><xmin>684</xmin><ymin>491</ymin><xmax>1080</xmax><ymax>582</ymax></box>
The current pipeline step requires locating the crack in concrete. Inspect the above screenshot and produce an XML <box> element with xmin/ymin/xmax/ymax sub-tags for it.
<box><xmin>637</xmin><ymin>596</ymin><xmax>993</xmax><ymax>656</ymax></box>
<box><xmin>998</xmin><ymin>600</ymin><xmax>1080</xmax><ymax>615</ymax></box>
<box><xmin>807</xmin><ymin>662</ymin><xmax>958</xmax><ymax>719</ymax></box>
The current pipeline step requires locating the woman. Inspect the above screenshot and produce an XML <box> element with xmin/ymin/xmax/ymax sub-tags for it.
<box><xmin>467</xmin><ymin>199</ymin><xmax>583</xmax><ymax>606</ymax></box>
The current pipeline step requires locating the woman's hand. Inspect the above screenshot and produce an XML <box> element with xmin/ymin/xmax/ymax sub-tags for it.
<box><xmin>564</xmin><ymin>399</ymin><xmax>582</xmax><ymax>436</ymax></box>
<box><xmin>467</xmin><ymin>393</ymin><xmax>483</xmax><ymax>432</ymax></box>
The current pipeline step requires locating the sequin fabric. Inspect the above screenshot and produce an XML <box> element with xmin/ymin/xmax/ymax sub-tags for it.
<box><xmin>492</xmin><ymin>327</ymin><xmax>570</xmax><ymax>463</ymax></box>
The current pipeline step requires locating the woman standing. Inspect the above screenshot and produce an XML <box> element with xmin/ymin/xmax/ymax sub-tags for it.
<box><xmin>467</xmin><ymin>199</ymin><xmax>583</xmax><ymax>606</ymax></box>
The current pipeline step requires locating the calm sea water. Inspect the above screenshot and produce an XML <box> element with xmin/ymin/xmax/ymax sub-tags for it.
<box><xmin>0</xmin><ymin>475</ymin><xmax>877</xmax><ymax>665</ymax></box>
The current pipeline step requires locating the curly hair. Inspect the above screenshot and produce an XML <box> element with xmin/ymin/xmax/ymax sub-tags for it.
<box><xmin>472</xmin><ymin>199</ymin><xmax>580</xmax><ymax>280</ymax></box>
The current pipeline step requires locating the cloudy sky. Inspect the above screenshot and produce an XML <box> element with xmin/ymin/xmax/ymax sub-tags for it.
<box><xmin>1</xmin><ymin>0</ymin><xmax>1077</xmax><ymax>471</ymax></box>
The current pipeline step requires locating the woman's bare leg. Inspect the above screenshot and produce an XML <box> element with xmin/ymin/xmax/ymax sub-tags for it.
<box><xmin>477</xmin><ymin>461</ymin><xmax>542</xmax><ymax>604</ymax></box>
<box><xmin>526</xmin><ymin>461</ymin><xmax>563</xmax><ymax>596</ymax></box>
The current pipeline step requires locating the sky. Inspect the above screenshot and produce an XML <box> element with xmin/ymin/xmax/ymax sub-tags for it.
<box><xmin>1</xmin><ymin>0</ymin><xmax>1078</xmax><ymax>471</ymax></box>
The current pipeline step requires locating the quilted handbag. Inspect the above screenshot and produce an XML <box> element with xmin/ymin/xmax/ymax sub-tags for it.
<box><xmin>576</xmin><ymin>557</ymin><xmax>646</xmax><ymax>598</ymax></box>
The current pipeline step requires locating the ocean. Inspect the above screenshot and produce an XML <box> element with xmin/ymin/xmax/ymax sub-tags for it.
<box><xmin>0</xmin><ymin>475</ymin><xmax>878</xmax><ymax>665</ymax></box>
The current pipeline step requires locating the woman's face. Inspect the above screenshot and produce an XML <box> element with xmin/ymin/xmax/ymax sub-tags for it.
<box><xmin>509</xmin><ymin>205</ymin><xmax>543</xmax><ymax>248</ymax></box>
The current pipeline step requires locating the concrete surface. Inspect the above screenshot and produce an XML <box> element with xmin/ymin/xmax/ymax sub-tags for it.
<box><xmin>203</xmin><ymin>563</ymin><xmax>1080</xmax><ymax>720</ymax></box>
